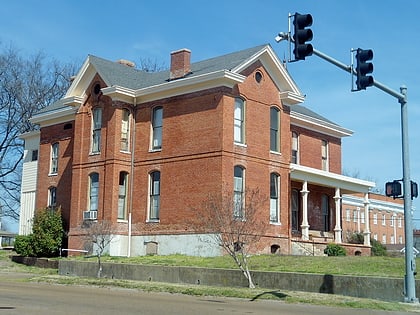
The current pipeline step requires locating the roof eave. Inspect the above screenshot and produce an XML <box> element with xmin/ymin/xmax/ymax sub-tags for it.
<box><xmin>102</xmin><ymin>70</ymin><xmax>246</xmax><ymax>104</ymax></box>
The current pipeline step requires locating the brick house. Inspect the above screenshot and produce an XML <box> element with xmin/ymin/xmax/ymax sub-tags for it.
<box><xmin>19</xmin><ymin>44</ymin><xmax>402</xmax><ymax>256</ymax></box>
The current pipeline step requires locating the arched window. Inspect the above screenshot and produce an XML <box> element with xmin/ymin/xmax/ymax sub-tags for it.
<box><xmin>121</xmin><ymin>109</ymin><xmax>130</xmax><ymax>151</ymax></box>
<box><xmin>152</xmin><ymin>107</ymin><xmax>163</xmax><ymax>150</ymax></box>
<box><xmin>270</xmin><ymin>173</ymin><xmax>280</xmax><ymax>223</ymax></box>
<box><xmin>291</xmin><ymin>132</ymin><xmax>299</xmax><ymax>164</ymax></box>
<box><xmin>50</xmin><ymin>142</ymin><xmax>59</xmax><ymax>174</ymax></box>
<box><xmin>233</xmin><ymin>166</ymin><xmax>245</xmax><ymax>219</ymax></box>
<box><xmin>48</xmin><ymin>186</ymin><xmax>57</xmax><ymax>210</ymax></box>
<box><xmin>118</xmin><ymin>172</ymin><xmax>129</xmax><ymax>220</ymax></box>
<box><xmin>89</xmin><ymin>173</ymin><xmax>99</xmax><ymax>212</ymax></box>
<box><xmin>270</xmin><ymin>107</ymin><xmax>280</xmax><ymax>152</ymax></box>
<box><xmin>321</xmin><ymin>139</ymin><xmax>329</xmax><ymax>171</ymax></box>
<box><xmin>92</xmin><ymin>108</ymin><xmax>102</xmax><ymax>153</ymax></box>
<box><xmin>234</xmin><ymin>98</ymin><xmax>245</xmax><ymax>144</ymax></box>
<box><xmin>149</xmin><ymin>171</ymin><xmax>161</xmax><ymax>220</ymax></box>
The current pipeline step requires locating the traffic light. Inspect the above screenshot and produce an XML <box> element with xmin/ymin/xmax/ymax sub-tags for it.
<box><xmin>293</xmin><ymin>13</ymin><xmax>313</xmax><ymax>61</ymax></box>
<box><xmin>411</xmin><ymin>181</ymin><xmax>418</xmax><ymax>199</ymax></box>
<box><xmin>355</xmin><ymin>48</ymin><xmax>374</xmax><ymax>90</ymax></box>
<box><xmin>385</xmin><ymin>180</ymin><xmax>402</xmax><ymax>199</ymax></box>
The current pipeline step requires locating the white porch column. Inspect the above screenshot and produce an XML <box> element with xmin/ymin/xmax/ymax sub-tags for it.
<box><xmin>363</xmin><ymin>193</ymin><xmax>371</xmax><ymax>246</ymax></box>
<box><xmin>301</xmin><ymin>181</ymin><xmax>310</xmax><ymax>240</ymax></box>
<box><xmin>333</xmin><ymin>187</ymin><xmax>342</xmax><ymax>243</ymax></box>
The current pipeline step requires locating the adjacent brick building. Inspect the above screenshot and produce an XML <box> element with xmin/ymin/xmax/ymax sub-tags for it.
<box><xmin>19</xmin><ymin>44</ymin><xmax>404</xmax><ymax>256</ymax></box>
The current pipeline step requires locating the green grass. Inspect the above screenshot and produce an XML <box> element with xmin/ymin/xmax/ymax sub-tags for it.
<box><xmin>76</xmin><ymin>254</ymin><xmax>407</xmax><ymax>278</ymax></box>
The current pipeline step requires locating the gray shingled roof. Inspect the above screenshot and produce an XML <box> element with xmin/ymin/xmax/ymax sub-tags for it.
<box><xmin>288</xmin><ymin>104</ymin><xmax>340</xmax><ymax>126</ymax></box>
<box><xmin>35</xmin><ymin>44</ymin><xmax>269</xmax><ymax>116</ymax></box>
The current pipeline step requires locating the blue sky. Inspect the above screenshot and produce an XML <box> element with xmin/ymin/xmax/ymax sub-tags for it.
<box><xmin>1</xmin><ymin>0</ymin><xmax>420</xmax><ymax>229</ymax></box>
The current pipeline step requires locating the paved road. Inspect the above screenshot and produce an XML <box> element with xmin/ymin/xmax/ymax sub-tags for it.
<box><xmin>0</xmin><ymin>279</ymin><xmax>413</xmax><ymax>315</ymax></box>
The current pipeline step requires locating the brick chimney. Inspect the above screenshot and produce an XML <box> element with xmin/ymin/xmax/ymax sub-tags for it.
<box><xmin>170</xmin><ymin>48</ymin><xmax>191</xmax><ymax>80</ymax></box>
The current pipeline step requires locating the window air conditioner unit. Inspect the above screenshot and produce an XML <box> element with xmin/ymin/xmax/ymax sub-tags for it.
<box><xmin>83</xmin><ymin>210</ymin><xmax>97</xmax><ymax>220</ymax></box>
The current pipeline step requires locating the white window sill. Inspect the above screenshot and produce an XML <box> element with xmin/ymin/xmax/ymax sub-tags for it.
<box><xmin>146</xmin><ymin>219</ymin><xmax>160</xmax><ymax>223</ymax></box>
<box><xmin>48</xmin><ymin>173</ymin><xmax>58</xmax><ymax>177</ymax></box>
<box><xmin>270</xmin><ymin>222</ymin><xmax>282</xmax><ymax>226</ymax></box>
<box><xmin>234</xmin><ymin>142</ymin><xmax>247</xmax><ymax>148</ymax></box>
<box><xmin>270</xmin><ymin>150</ymin><xmax>282</xmax><ymax>156</ymax></box>
<box><xmin>149</xmin><ymin>148</ymin><xmax>162</xmax><ymax>153</ymax></box>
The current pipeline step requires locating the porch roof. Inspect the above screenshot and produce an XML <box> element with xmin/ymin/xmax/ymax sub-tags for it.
<box><xmin>290</xmin><ymin>164</ymin><xmax>375</xmax><ymax>194</ymax></box>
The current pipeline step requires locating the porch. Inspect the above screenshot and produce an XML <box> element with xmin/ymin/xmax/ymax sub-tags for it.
<box><xmin>290</xmin><ymin>164</ymin><xmax>375</xmax><ymax>247</ymax></box>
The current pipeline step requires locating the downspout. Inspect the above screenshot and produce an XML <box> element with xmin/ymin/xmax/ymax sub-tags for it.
<box><xmin>127</xmin><ymin>97</ymin><xmax>137</xmax><ymax>257</ymax></box>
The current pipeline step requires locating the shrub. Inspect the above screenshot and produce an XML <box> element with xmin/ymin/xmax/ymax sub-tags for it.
<box><xmin>371</xmin><ymin>238</ymin><xmax>387</xmax><ymax>256</ymax></box>
<box><xmin>15</xmin><ymin>208</ymin><xmax>64</xmax><ymax>257</ymax></box>
<box><xmin>324</xmin><ymin>243</ymin><xmax>346</xmax><ymax>256</ymax></box>
<box><xmin>347</xmin><ymin>232</ymin><xmax>364</xmax><ymax>244</ymax></box>
<box><xmin>14</xmin><ymin>235</ymin><xmax>35</xmax><ymax>257</ymax></box>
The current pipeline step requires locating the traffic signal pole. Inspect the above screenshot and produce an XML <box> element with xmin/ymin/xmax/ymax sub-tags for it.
<box><xmin>312</xmin><ymin>47</ymin><xmax>418</xmax><ymax>303</ymax></box>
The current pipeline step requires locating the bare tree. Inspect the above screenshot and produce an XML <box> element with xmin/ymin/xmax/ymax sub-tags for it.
<box><xmin>0</xmin><ymin>43</ymin><xmax>77</xmax><ymax>221</ymax></box>
<box><xmin>82</xmin><ymin>220</ymin><xmax>115</xmax><ymax>278</ymax></box>
<box><xmin>192</xmin><ymin>188</ymin><xmax>267</xmax><ymax>288</ymax></box>
<box><xmin>137</xmin><ymin>57</ymin><xmax>167</xmax><ymax>72</ymax></box>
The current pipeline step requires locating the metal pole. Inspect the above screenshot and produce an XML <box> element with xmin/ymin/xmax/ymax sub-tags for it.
<box><xmin>400</xmin><ymin>86</ymin><xmax>418</xmax><ymax>303</ymax></box>
<box><xmin>310</xmin><ymin>47</ymin><xmax>417</xmax><ymax>302</ymax></box>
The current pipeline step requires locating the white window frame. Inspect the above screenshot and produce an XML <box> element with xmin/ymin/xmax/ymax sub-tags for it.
<box><xmin>121</xmin><ymin>109</ymin><xmax>130</xmax><ymax>152</ymax></box>
<box><xmin>346</xmin><ymin>209</ymin><xmax>351</xmax><ymax>222</ymax></box>
<box><xmin>233</xmin><ymin>166</ymin><xmax>245</xmax><ymax>219</ymax></box>
<box><xmin>234</xmin><ymin>98</ymin><xmax>245</xmax><ymax>144</ymax></box>
<box><xmin>321</xmin><ymin>140</ymin><xmax>329</xmax><ymax>171</ymax></box>
<box><xmin>291</xmin><ymin>132</ymin><xmax>299</xmax><ymax>164</ymax></box>
<box><xmin>48</xmin><ymin>186</ymin><xmax>57</xmax><ymax>209</ymax></box>
<box><xmin>92</xmin><ymin>108</ymin><xmax>102</xmax><ymax>154</ymax></box>
<box><xmin>88</xmin><ymin>173</ymin><xmax>99</xmax><ymax>212</ymax></box>
<box><xmin>148</xmin><ymin>171</ymin><xmax>160</xmax><ymax>221</ymax></box>
<box><xmin>373</xmin><ymin>213</ymin><xmax>378</xmax><ymax>225</ymax></box>
<box><xmin>270</xmin><ymin>107</ymin><xmax>280</xmax><ymax>152</ymax></box>
<box><xmin>50</xmin><ymin>142</ymin><xmax>59</xmax><ymax>174</ymax></box>
<box><xmin>270</xmin><ymin>173</ymin><xmax>280</xmax><ymax>223</ymax></box>
<box><xmin>382</xmin><ymin>214</ymin><xmax>386</xmax><ymax>226</ymax></box>
<box><xmin>151</xmin><ymin>107</ymin><xmax>163</xmax><ymax>151</ymax></box>
<box><xmin>118</xmin><ymin>172</ymin><xmax>128</xmax><ymax>220</ymax></box>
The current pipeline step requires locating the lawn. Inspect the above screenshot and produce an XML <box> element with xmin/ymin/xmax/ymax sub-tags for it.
<box><xmin>78</xmin><ymin>254</ymin><xmax>407</xmax><ymax>278</ymax></box>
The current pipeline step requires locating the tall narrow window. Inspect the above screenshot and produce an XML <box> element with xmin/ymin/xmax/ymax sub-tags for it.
<box><xmin>234</xmin><ymin>98</ymin><xmax>245</xmax><ymax>144</ymax></box>
<box><xmin>121</xmin><ymin>109</ymin><xmax>130</xmax><ymax>151</ymax></box>
<box><xmin>270</xmin><ymin>173</ymin><xmax>280</xmax><ymax>223</ymax></box>
<box><xmin>270</xmin><ymin>107</ymin><xmax>280</xmax><ymax>152</ymax></box>
<box><xmin>233</xmin><ymin>166</ymin><xmax>245</xmax><ymax>219</ymax></box>
<box><xmin>48</xmin><ymin>186</ymin><xmax>57</xmax><ymax>210</ymax></box>
<box><xmin>321</xmin><ymin>140</ymin><xmax>329</xmax><ymax>171</ymax></box>
<box><xmin>92</xmin><ymin>108</ymin><xmax>102</xmax><ymax>153</ymax></box>
<box><xmin>50</xmin><ymin>143</ymin><xmax>59</xmax><ymax>174</ymax></box>
<box><xmin>118</xmin><ymin>172</ymin><xmax>128</xmax><ymax>220</ymax></box>
<box><xmin>373</xmin><ymin>213</ymin><xmax>378</xmax><ymax>225</ymax></box>
<box><xmin>89</xmin><ymin>173</ymin><xmax>99</xmax><ymax>212</ymax></box>
<box><xmin>291</xmin><ymin>189</ymin><xmax>300</xmax><ymax>232</ymax></box>
<box><xmin>291</xmin><ymin>132</ymin><xmax>299</xmax><ymax>164</ymax></box>
<box><xmin>149</xmin><ymin>171</ymin><xmax>160</xmax><ymax>220</ymax></box>
<box><xmin>321</xmin><ymin>194</ymin><xmax>330</xmax><ymax>231</ymax></box>
<box><xmin>152</xmin><ymin>107</ymin><xmax>163</xmax><ymax>150</ymax></box>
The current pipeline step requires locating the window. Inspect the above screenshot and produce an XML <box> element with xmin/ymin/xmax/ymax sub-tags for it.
<box><xmin>382</xmin><ymin>234</ymin><xmax>386</xmax><ymax>244</ymax></box>
<box><xmin>373</xmin><ymin>213</ymin><xmax>378</xmax><ymax>225</ymax></box>
<box><xmin>291</xmin><ymin>132</ymin><xmax>299</xmax><ymax>164</ymax></box>
<box><xmin>48</xmin><ymin>187</ymin><xmax>57</xmax><ymax>210</ymax></box>
<box><xmin>353</xmin><ymin>210</ymin><xmax>358</xmax><ymax>223</ymax></box>
<box><xmin>390</xmin><ymin>234</ymin><xmax>395</xmax><ymax>244</ymax></box>
<box><xmin>151</xmin><ymin>107</ymin><xmax>163</xmax><ymax>150</ymax></box>
<box><xmin>234</xmin><ymin>98</ymin><xmax>245</xmax><ymax>144</ymax></box>
<box><xmin>233</xmin><ymin>166</ymin><xmax>245</xmax><ymax>219</ymax></box>
<box><xmin>321</xmin><ymin>194</ymin><xmax>330</xmax><ymax>231</ymax></box>
<box><xmin>89</xmin><ymin>173</ymin><xmax>99</xmax><ymax>212</ymax></box>
<box><xmin>361</xmin><ymin>211</ymin><xmax>365</xmax><ymax>224</ymax></box>
<box><xmin>118</xmin><ymin>172</ymin><xmax>128</xmax><ymax>220</ymax></box>
<box><xmin>398</xmin><ymin>216</ymin><xmax>402</xmax><ymax>228</ymax></box>
<box><xmin>373</xmin><ymin>233</ymin><xmax>378</xmax><ymax>241</ymax></box>
<box><xmin>270</xmin><ymin>107</ymin><xmax>280</xmax><ymax>152</ymax></box>
<box><xmin>50</xmin><ymin>143</ymin><xmax>59</xmax><ymax>174</ymax></box>
<box><xmin>31</xmin><ymin>149</ymin><xmax>38</xmax><ymax>162</ymax></box>
<box><xmin>121</xmin><ymin>109</ymin><xmax>130</xmax><ymax>151</ymax></box>
<box><xmin>399</xmin><ymin>235</ymin><xmax>403</xmax><ymax>244</ymax></box>
<box><xmin>346</xmin><ymin>209</ymin><xmax>351</xmax><ymax>222</ymax></box>
<box><xmin>149</xmin><ymin>171</ymin><xmax>160</xmax><ymax>220</ymax></box>
<box><xmin>270</xmin><ymin>173</ymin><xmax>279</xmax><ymax>223</ymax></box>
<box><xmin>390</xmin><ymin>214</ymin><xmax>395</xmax><ymax>227</ymax></box>
<box><xmin>321</xmin><ymin>140</ymin><xmax>329</xmax><ymax>171</ymax></box>
<box><xmin>382</xmin><ymin>214</ymin><xmax>386</xmax><ymax>226</ymax></box>
<box><xmin>92</xmin><ymin>108</ymin><xmax>102</xmax><ymax>153</ymax></box>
